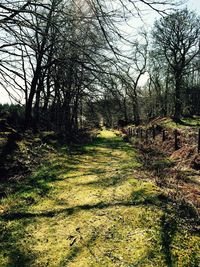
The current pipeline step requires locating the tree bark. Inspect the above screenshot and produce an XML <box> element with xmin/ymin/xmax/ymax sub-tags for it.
<box><xmin>174</xmin><ymin>72</ymin><xmax>182</xmax><ymax>122</ymax></box>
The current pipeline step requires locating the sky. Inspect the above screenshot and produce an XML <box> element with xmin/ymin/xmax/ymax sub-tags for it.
<box><xmin>186</xmin><ymin>0</ymin><xmax>200</xmax><ymax>10</ymax></box>
<box><xmin>1</xmin><ymin>0</ymin><xmax>200</xmax><ymax>104</ymax></box>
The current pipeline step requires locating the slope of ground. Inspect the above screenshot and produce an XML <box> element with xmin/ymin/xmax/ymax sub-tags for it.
<box><xmin>127</xmin><ymin>117</ymin><xmax>200</xmax><ymax>214</ymax></box>
<box><xmin>148</xmin><ymin>116</ymin><xmax>200</xmax><ymax>129</ymax></box>
<box><xmin>0</xmin><ymin>130</ymin><xmax>199</xmax><ymax>266</ymax></box>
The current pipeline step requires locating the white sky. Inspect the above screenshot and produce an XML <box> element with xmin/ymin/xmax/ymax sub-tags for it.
<box><xmin>1</xmin><ymin>0</ymin><xmax>200</xmax><ymax>104</ymax></box>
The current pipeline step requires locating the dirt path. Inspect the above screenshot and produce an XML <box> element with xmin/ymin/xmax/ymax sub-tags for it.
<box><xmin>0</xmin><ymin>130</ymin><xmax>199</xmax><ymax>266</ymax></box>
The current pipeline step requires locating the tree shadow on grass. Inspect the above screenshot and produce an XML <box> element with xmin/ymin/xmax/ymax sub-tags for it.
<box><xmin>1</xmin><ymin>187</ymin><xmax>168</xmax><ymax>221</ymax></box>
<box><xmin>0</xmin><ymin>190</ymin><xmax>171</xmax><ymax>265</ymax></box>
<box><xmin>0</xmin><ymin>152</ymin><xmax>82</xmax><ymax>266</ymax></box>
<box><xmin>1</xmin><ymin>242</ymin><xmax>36</xmax><ymax>267</ymax></box>
<box><xmin>60</xmin><ymin>231</ymin><xmax>99</xmax><ymax>266</ymax></box>
<box><xmin>0</xmin><ymin>135</ymin><xmax>130</xmax><ymax>264</ymax></box>
<box><xmin>81</xmin><ymin>136</ymin><xmax>133</xmax><ymax>152</ymax></box>
<box><xmin>77</xmin><ymin>173</ymin><xmax>125</xmax><ymax>188</ymax></box>
<box><xmin>160</xmin><ymin>213</ymin><xmax>177</xmax><ymax>267</ymax></box>
<box><xmin>0</xmin><ymin>158</ymin><xmax>78</xmax><ymax>201</ymax></box>
<box><xmin>0</xmin><ymin>217</ymin><xmax>37</xmax><ymax>267</ymax></box>
<box><xmin>1</xmin><ymin>245</ymin><xmax>35</xmax><ymax>267</ymax></box>
<box><xmin>60</xmin><ymin>246</ymin><xmax>82</xmax><ymax>266</ymax></box>
<box><xmin>0</xmin><ymin>176</ymin><xmax>196</xmax><ymax>267</ymax></box>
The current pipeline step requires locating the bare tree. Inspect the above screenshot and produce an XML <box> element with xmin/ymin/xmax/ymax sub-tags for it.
<box><xmin>152</xmin><ymin>8</ymin><xmax>200</xmax><ymax>121</ymax></box>
<box><xmin>0</xmin><ymin>0</ymin><xmax>182</xmax><ymax>131</ymax></box>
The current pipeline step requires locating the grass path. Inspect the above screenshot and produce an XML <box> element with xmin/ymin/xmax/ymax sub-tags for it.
<box><xmin>0</xmin><ymin>130</ymin><xmax>199</xmax><ymax>266</ymax></box>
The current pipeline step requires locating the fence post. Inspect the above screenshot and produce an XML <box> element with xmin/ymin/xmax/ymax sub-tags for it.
<box><xmin>152</xmin><ymin>126</ymin><xmax>156</xmax><ymax>140</ymax></box>
<box><xmin>174</xmin><ymin>129</ymin><xmax>179</xmax><ymax>150</ymax></box>
<box><xmin>136</xmin><ymin>128</ymin><xmax>139</xmax><ymax>138</ymax></box>
<box><xmin>140</xmin><ymin>128</ymin><xmax>143</xmax><ymax>139</ymax></box>
<box><xmin>162</xmin><ymin>130</ymin><xmax>166</xmax><ymax>142</ymax></box>
<box><xmin>198</xmin><ymin>129</ymin><xmax>200</xmax><ymax>153</ymax></box>
<box><xmin>145</xmin><ymin>129</ymin><xmax>148</xmax><ymax>143</ymax></box>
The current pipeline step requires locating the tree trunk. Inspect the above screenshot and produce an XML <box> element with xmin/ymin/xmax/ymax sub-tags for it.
<box><xmin>123</xmin><ymin>97</ymin><xmax>128</xmax><ymax>122</ymax></box>
<box><xmin>132</xmin><ymin>99</ymin><xmax>140</xmax><ymax>125</ymax></box>
<box><xmin>132</xmin><ymin>88</ymin><xmax>140</xmax><ymax>125</ymax></box>
<box><xmin>174</xmin><ymin>73</ymin><xmax>182</xmax><ymax>122</ymax></box>
<box><xmin>24</xmin><ymin>71</ymin><xmax>39</xmax><ymax>129</ymax></box>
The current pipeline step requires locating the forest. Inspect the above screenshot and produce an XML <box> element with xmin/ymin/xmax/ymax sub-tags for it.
<box><xmin>0</xmin><ymin>0</ymin><xmax>200</xmax><ymax>266</ymax></box>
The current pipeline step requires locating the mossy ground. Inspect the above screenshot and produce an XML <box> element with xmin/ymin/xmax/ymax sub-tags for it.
<box><xmin>160</xmin><ymin>117</ymin><xmax>200</xmax><ymax>129</ymax></box>
<box><xmin>0</xmin><ymin>130</ymin><xmax>199</xmax><ymax>266</ymax></box>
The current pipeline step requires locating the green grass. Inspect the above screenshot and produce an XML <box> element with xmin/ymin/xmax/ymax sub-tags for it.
<box><xmin>160</xmin><ymin>117</ymin><xmax>200</xmax><ymax>129</ymax></box>
<box><xmin>0</xmin><ymin>130</ymin><xmax>199</xmax><ymax>266</ymax></box>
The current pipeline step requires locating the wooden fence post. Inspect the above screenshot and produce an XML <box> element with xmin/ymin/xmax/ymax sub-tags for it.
<box><xmin>136</xmin><ymin>128</ymin><xmax>139</xmax><ymax>138</ymax></box>
<box><xmin>140</xmin><ymin>128</ymin><xmax>143</xmax><ymax>139</ymax></box>
<box><xmin>162</xmin><ymin>130</ymin><xmax>166</xmax><ymax>142</ymax></box>
<box><xmin>152</xmin><ymin>126</ymin><xmax>156</xmax><ymax>140</ymax></box>
<box><xmin>174</xmin><ymin>129</ymin><xmax>179</xmax><ymax>150</ymax></box>
<box><xmin>145</xmin><ymin>129</ymin><xmax>148</xmax><ymax>143</ymax></box>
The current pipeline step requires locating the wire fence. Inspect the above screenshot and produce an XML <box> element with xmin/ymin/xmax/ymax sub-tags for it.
<box><xmin>125</xmin><ymin>126</ymin><xmax>200</xmax><ymax>153</ymax></box>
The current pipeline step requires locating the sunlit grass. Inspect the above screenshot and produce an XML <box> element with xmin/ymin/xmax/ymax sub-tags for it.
<box><xmin>160</xmin><ymin>117</ymin><xmax>200</xmax><ymax>129</ymax></box>
<box><xmin>0</xmin><ymin>130</ymin><xmax>199</xmax><ymax>266</ymax></box>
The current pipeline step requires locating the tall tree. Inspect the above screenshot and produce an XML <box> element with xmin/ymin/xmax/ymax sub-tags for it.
<box><xmin>152</xmin><ymin>9</ymin><xmax>200</xmax><ymax>121</ymax></box>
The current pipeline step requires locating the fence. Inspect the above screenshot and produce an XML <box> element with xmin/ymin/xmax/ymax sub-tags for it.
<box><xmin>126</xmin><ymin>125</ymin><xmax>200</xmax><ymax>153</ymax></box>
